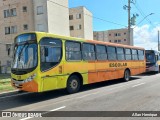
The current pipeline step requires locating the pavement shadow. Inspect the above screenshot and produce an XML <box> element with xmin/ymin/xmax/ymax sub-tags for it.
<box><xmin>0</xmin><ymin>77</ymin><xmax>140</xmax><ymax>111</ymax></box>
<box><xmin>137</xmin><ymin>72</ymin><xmax>159</xmax><ymax>76</ymax></box>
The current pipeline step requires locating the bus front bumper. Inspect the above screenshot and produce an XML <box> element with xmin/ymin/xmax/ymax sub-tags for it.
<box><xmin>11</xmin><ymin>79</ymin><xmax>38</xmax><ymax>92</ymax></box>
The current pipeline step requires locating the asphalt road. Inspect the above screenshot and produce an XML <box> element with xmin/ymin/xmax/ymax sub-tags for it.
<box><xmin>0</xmin><ymin>72</ymin><xmax>160</xmax><ymax>120</ymax></box>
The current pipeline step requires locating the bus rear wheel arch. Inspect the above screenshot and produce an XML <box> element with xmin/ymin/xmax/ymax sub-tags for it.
<box><xmin>123</xmin><ymin>69</ymin><xmax>130</xmax><ymax>82</ymax></box>
<box><xmin>66</xmin><ymin>74</ymin><xmax>82</xmax><ymax>94</ymax></box>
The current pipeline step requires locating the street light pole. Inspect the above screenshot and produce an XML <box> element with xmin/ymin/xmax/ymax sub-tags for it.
<box><xmin>128</xmin><ymin>0</ymin><xmax>131</xmax><ymax>45</ymax></box>
<box><xmin>158</xmin><ymin>30</ymin><xmax>160</xmax><ymax>51</ymax></box>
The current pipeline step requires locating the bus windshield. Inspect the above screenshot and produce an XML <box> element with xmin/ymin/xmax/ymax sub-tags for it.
<box><xmin>145</xmin><ymin>53</ymin><xmax>155</xmax><ymax>63</ymax></box>
<box><xmin>11</xmin><ymin>43</ymin><xmax>38</xmax><ymax>69</ymax></box>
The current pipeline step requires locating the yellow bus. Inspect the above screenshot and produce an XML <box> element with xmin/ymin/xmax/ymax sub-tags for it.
<box><xmin>10</xmin><ymin>32</ymin><xmax>146</xmax><ymax>93</ymax></box>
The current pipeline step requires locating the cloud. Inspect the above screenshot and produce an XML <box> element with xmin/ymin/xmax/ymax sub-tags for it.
<box><xmin>133</xmin><ymin>24</ymin><xmax>160</xmax><ymax>50</ymax></box>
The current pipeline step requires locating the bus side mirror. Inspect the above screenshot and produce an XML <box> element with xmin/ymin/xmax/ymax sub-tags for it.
<box><xmin>45</xmin><ymin>48</ymin><xmax>48</xmax><ymax>57</ymax></box>
<box><xmin>156</xmin><ymin>55</ymin><xmax>158</xmax><ymax>61</ymax></box>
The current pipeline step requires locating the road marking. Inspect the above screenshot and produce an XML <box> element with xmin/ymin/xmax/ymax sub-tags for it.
<box><xmin>0</xmin><ymin>92</ymin><xmax>29</xmax><ymax>99</ymax></box>
<box><xmin>19</xmin><ymin>106</ymin><xmax>66</xmax><ymax>120</ymax></box>
<box><xmin>132</xmin><ymin>83</ymin><xmax>145</xmax><ymax>88</ymax></box>
<box><xmin>50</xmin><ymin>106</ymin><xmax>66</xmax><ymax>111</ymax></box>
<box><xmin>29</xmin><ymin>82</ymin><xmax>143</xmax><ymax>111</ymax></box>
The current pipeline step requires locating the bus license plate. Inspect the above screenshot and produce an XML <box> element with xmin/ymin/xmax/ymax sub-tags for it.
<box><xmin>15</xmin><ymin>84</ymin><xmax>19</xmax><ymax>87</ymax></box>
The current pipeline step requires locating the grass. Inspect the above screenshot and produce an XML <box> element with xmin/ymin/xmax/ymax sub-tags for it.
<box><xmin>0</xmin><ymin>74</ymin><xmax>15</xmax><ymax>93</ymax></box>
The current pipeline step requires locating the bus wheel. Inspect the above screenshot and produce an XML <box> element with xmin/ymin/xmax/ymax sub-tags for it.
<box><xmin>67</xmin><ymin>75</ymin><xmax>80</xmax><ymax>94</ymax></box>
<box><xmin>123</xmin><ymin>69</ymin><xmax>130</xmax><ymax>82</ymax></box>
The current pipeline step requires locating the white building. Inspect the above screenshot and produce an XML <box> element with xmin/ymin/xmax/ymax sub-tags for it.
<box><xmin>94</xmin><ymin>28</ymin><xmax>133</xmax><ymax>45</ymax></box>
<box><xmin>69</xmin><ymin>6</ymin><xmax>93</xmax><ymax>40</ymax></box>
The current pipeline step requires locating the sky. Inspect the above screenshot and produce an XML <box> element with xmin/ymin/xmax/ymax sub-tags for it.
<box><xmin>69</xmin><ymin>0</ymin><xmax>160</xmax><ymax>50</ymax></box>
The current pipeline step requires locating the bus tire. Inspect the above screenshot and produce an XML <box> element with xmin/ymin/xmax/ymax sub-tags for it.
<box><xmin>123</xmin><ymin>69</ymin><xmax>130</xmax><ymax>82</ymax></box>
<box><xmin>67</xmin><ymin>75</ymin><xmax>80</xmax><ymax>94</ymax></box>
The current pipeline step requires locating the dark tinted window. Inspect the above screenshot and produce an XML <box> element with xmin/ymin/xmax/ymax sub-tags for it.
<box><xmin>125</xmin><ymin>48</ymin><xmax>132</xmax><ymax>60</ymax></box>
<box><xmin>96</xmin><ymin>45</ymin><xmax>107</xmax><ymax>60</ymax></box>
<box><xmin>117</xmin><ymin>47</ymin><xmax>125</xmax><ymax>60</ymax></box>
<box><xmin>82</xmin><ymin>43</ymin><xmax>95</xmax><ymax>60</ymax></box>
<box><xmin>107</xmin><ymin>46</ymin><xmax>117</xmax><ymax>60</ymax></box>
<box><xmin>138</xmin><ymin>50</ymin><xmax>144</xmax><ymax>60</ymax></box>
<box><xmin>40</xmin><ymin>38</ymin><xmax>62</xmax><ymax>71</ymax></box>
<box><xmin>132</xmin><ymin>49</ymin><xmax>138</xmax><ymax>60</ymax></box>
<box><xmin>66</xmin><ymin>41</ymin><xmax>81</xmax><ymax>61</ymax></box>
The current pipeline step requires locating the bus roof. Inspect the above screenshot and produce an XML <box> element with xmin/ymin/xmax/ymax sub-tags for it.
<box><xmin>17</xmin><ymin>31</ymin><xmax>145</xmax><ymax>50</ymax></box>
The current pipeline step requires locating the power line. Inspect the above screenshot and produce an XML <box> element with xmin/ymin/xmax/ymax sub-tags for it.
<box><xmin>133</xmin><ymin>1</ymin><xmax>153</xmax><ymax>25</ymax></box>
<box><xmin>47</xmin><ymin>0</ymin><xmax>127</xmax><ymax>27</ymax></box>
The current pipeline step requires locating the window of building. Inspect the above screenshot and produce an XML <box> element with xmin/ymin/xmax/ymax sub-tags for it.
<box><xmin>23</xmin><ymin>6</ymin><xmax>27</xmax><ymax>12</ymax></box>
<box><xmin>107</xmin><ymin>46</ymin><xmax>117</xmax><ymax>60</ymax></box>
<box><xmin>125</xmin><ymin>48</ymin><xmax>132</xmax><ymax>60</ymax></box>
<box><xmin>77</xmin><ymin>24</ymin><xmax>82</xmax><ymax>30</ymax></box>
<box><xmin>66</xmin><ymin>41</ymin><xmax>81</xmax><ymax>61</ymax></box>
<box><xmin>5</xmin><ymin>27</ymin><xmax>10</xmax><ymax>34</ymax></box>
<box><xmin>118</xmin><ymin>33</ymin><xmax>121</xmax><ymax>36</ymax></box>
<box><xmin>132</xmin><ymin>49</ymin><xmax>138</xmax><ymax>60</ymax></box>
<box><xmin>70</xmin><ymin>26</ymin><xmax>74</xmax><ymax>30</ymax></box>
<box><xmin>4</xmin><ymin>9</ymin><xmax>10</xmax><ymax>18</ymax></box>
<box><xmin>96</xmin><ymin>45</ymin><xmax>107</xmax><ymax>60</ymax></box>
<box><xmin>37</xmin><ymin>6</ymin><xmax>43</xmax><ymax>15</ymax></box>
<box><xmin>117</xmin><ymin>47</ymin><xmax>125</xmax><ymax>60</ymax></box>
<box><xmin>37</xmin><ymin>24</ymin><xmax>44</xmax><ymax>31</ymax></box>
<box><xmin>10</xmin><ymin>8</ymin><xmax>17</xmax><ymax>16</ymax></box>
<box><xmin>114</xmin><ymin>33</ymin><xmax>118</xmax><ymax>36</ymax></box>
<box><xmin>118</xmin><ymin>40</ymin><xmax>121</xmax><ymax>43</ymax></box>
<box><xmin>23</xmin><ymin>24</ymin><xmax>28</xmax><ymax>30</ymax></box>
<box><xmin>109</xmin><ymin>34</ymin><xmax>111</xmax><ymax>36</ymax></box>
<box><xmin>76</xmin><ymin>14</ymin><xmax>81</xmax><ymax>19</ymax></box>
<box><xmin>69</xmin><ymin>15</ymin><xmax>73</xmax><ymax>20</ymax></box>
<box><xmin>124</xmin><ymin>32</ymin><xmax>126</xmax><ymax>35</ymax></box>
<box><xmin>82</xmin><ymin>43</ymin><xmax>95</xmax><ymax>60</ymax></box>
<box><xmin>109</xmin><ymin>40</ymin><xmax>111</xmax><ymax>42</ymax></box>
<box><xmin>10</xmin><ymin>26</ymin><xmax>17</xmax><ymax>34</ymax></box>
<box><xmin>114</xmin><ymin>40</ymin><xmax>117</xmax><ymax>43</ymax></box>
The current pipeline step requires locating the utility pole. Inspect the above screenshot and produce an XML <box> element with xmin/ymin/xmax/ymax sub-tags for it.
<box><xmin>128</xmin><ymin>0</ymin><xmax>131</xmax><ymax>45</ymax></box>
<box><xmin>158</xmin><ymin>30</ymin><xmax>160</xmax><ymax>51</ymax></box>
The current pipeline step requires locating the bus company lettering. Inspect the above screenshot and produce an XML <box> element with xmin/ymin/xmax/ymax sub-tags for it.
<box><xmin>109</xmin><ymin>63</ymin><xmax>127</xmax><ymax>67</ymax></box>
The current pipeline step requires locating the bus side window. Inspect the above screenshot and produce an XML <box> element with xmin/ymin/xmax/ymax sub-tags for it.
<box><xmin>138</xmin><ymin>50</ymin><xmax>144</xmax><ymax>60</ymax></box>
<box><xmin>125</xmin><ymin>48</ymin><xmax>132</xmax><ymax>60</ymax></box>
<box><xmin>82</xmin><ymin>43</ymin><xmax>95</xmax><ymax>61</ymax></box>
<box><xmin>40</xmin><ymin>37</ymin><xmax>62</xmax><ymax>71</ymax></box>
<box><xmin>65</xmin><ymin>41</ymin><xmax>81</xmax><ymax>61</ymax></box>
<box><xmin>117</xmin><ymin>47</ymin><xmax>125</xmax><ymax>60</ymax></box>
<box><xmin>132</xmin><ymin>49</ymin><xmax>138</xmax><ymax>60</ymax></box>
<box><xmin>96</xmin><ymin>45</ymin><xmax>107</xmax><ymax>60</ymax></box>
<box><xmin>107</xmin><ymin>46</ymin><xmax>117</xmax><ymax>60</ymax></box>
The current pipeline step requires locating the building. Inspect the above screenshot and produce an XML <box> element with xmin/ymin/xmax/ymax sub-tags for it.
<box><xmin>69</xmin><ymin>6</ymin><xmax>93</xmax><ymax>40</ymax></box>
<box><xmin>93</xmin><ymin>28</ymin><xmax>133</xmax><ymax>45</ymax></box>
<box><xmin>0</xmin><ymin>0</ymin><xmax>69</xmax><ymax>73</ymax></box>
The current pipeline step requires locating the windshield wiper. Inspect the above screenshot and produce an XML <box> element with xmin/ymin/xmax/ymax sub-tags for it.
<box><xmin>18</xmin><ymin>42</ymin><xmax>29</xmax><ymax>61</ymax></box>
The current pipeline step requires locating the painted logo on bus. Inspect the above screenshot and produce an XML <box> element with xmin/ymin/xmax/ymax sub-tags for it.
<box><xmin>109</xmin><ymin>63</ymin><xmax>127</xmax><ymax>67</ymax></box>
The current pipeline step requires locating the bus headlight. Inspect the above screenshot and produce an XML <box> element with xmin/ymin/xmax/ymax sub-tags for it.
<box><xmin>24</xmin><ymin>74</ymin><xmax>36</xmax><ymax>83</ymax></box>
